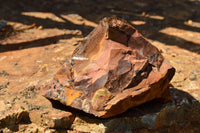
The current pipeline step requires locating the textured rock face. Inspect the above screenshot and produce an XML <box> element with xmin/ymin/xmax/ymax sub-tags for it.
<box><xmin>40</xmin><ymin>17</ymin><xmax>175</xmax><ymax>118</ymax></box>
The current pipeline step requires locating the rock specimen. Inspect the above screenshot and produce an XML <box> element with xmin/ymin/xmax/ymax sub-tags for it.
<box><xmin>40</xmin><ymin>17</ymin><xmax>175</xmax><ymax>118</ymax></box>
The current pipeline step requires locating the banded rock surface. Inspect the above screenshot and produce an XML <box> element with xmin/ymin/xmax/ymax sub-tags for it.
<box><xmin>40</xmin><ymin>17</ymin><xmax>175</xmax><ymax>118</ymax></box>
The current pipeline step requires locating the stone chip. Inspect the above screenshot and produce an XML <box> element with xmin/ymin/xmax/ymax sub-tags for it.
<box><xmin>40</xmin><ymin>17</ymin><xmax>175</xmax><ymax>118</ymax></box>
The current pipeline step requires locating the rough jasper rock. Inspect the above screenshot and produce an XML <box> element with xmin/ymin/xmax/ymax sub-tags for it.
<box><xmin>40</xmin><ymin>17</ymin><xmax>175</xmax><ymax>118</ymax></box>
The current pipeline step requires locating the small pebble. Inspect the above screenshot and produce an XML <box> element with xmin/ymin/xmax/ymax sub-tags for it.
<box><xmin>177</xmin><ymin>84</ymin><xmax>182</xmax><ymax>87</ymax></box>
<box><xmin>0</xmin><ymin>70</ymin><xmax>9</xmax><ymax>76</ymax></box>
<box><xmin>190</xmin><ymin>69</ymin><xmax>199</xmax><ymax>74</ymax></box>
<box><xmin>0</xmin><ymin>20</ymin><xmax>7</xmax><ymax>30</ymax></box>
<box><xmin>171</xmin><ymin>53</ymin><xmax>176</xmax><ymax>57</ymax></box>
<box><xmin>176</xmin><ymin>70</ymin><xmax>181</xmax><ymax>73</ymax></box>
<box><xmin>188</xmin><ymin>19</ymin><xmax>193</xmax><ymax>25</ymax></box>
<box><xmin>189</xmin><ymin>74</ymin><xmax>197</xmax><ymax>81</ymax></box>
<box><xmin>37</xmin><ymin>25</ymin><xmax>43</xmax><ymax>30</ymax></box>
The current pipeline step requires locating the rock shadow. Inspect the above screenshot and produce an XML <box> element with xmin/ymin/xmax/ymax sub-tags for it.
<box><xmin>0</xmin><ymin>34</ymin><xmax>76</xmax><ymax>52</ymax></box>
<box><xmin>50</xmin><ymin>84</ymin><xmax>200</xmax><ymax>119</ymax></box>
<box><xmin>0</xmin><ymin>0</ymin><xmax>200</xmax><ymax>54</ymax></box>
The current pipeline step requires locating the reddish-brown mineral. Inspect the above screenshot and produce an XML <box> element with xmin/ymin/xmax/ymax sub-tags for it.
<box><xmin>40</xmin><ymin>17</ymin><xmax>175</xmax><ymax>118</ymax></box>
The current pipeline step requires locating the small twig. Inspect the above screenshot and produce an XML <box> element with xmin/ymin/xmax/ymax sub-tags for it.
<box><xmin>14</xmin><ymin>23</ymin><xmax>36</xmax><ymax>31</ymax></box>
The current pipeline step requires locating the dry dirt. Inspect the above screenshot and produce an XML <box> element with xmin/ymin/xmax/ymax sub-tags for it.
<box><xmin>0</xmin><ymin>0</ymin><xmax>200</xmax><ymax>132</ymax></box>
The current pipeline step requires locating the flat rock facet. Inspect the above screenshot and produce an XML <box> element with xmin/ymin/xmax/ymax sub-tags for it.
<box><xmin>40</xmin><ymin>17</ymin><xmax>175</xmax><ymax>118</ymax></box>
